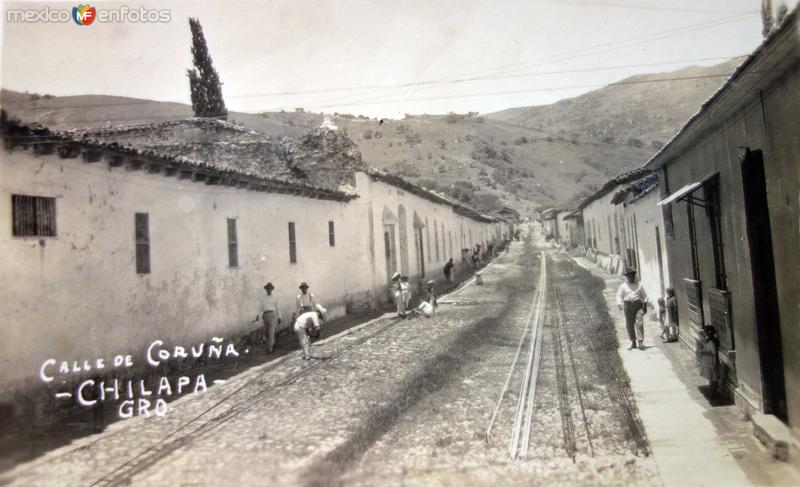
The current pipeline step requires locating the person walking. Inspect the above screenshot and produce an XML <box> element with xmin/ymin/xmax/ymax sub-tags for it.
<box><xmin>296</xmin><ymin>282</ymin><xmax>317</xmax><ymax>315</ymax></box>
<box><xmin>443</xmin><ymin>258</ymin><xmax>454</xmax><ymax>284</ymax></box>
<box><xmin>293</xmin><ymin>306</ymin><xmax>324</xmax><ymax>360</ymax></box>
<box><xmin>255</xmin><ymin>282</ymin><xmax>281</xmax><ymax>354</ymax></box>
<box><xmin>616</xmin><ymin>269</ymin><xmax>648</xmax><ymax>350</ymax></box>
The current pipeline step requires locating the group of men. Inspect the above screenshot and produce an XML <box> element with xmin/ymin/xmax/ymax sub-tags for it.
<box><xmin>255</xmin><ymin>281</ymin><xmax>326</xmax><ymax>360</ymax></box>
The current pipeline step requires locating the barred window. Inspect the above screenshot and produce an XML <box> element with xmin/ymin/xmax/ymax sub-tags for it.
<box><xmin>12</xmin><ymin>194</ymin><xmax>56</xmax><ymax>237</ymax></box>
<box><xmin>288</xmin><ymin>222</ymin><xmax>297</xmax><ymax>263</ymax></box>
<box><xmin>227</xmin><ymin>218</ymin><xmax>238</xmax><ymax>268</ymax></box>
<box><xmin>328</xmin><ymin>221</ymin><xmax>335</xmax><ymax>247</ymax></box>
<box><xmin>135</xmin><ymin>212</ymin><xmax>150</xmax><ymax>274</ymax></box>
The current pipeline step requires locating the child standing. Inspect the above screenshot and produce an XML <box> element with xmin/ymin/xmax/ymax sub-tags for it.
<box><xmin>657</xmin><ymin>297</ymin><xmax>668</xmax><ymax>343</ymax></box>
<box><xmin>391</xmin><ymin>272</ymin><xmax>405</xmax><ymax>317</ymax></box>
<box><xmin>700</xmin><ymin>326</ymin><xmax>721</xmax><ymax>396</ymax></box>
<box><xmin>400</xmin><ymin>276</ymin><xmax>412</xmax><ymax>316</ymax></box>
<box><xmin>666</xmin><ymin>287</ymin><xmax>679</xmax><ymax>342</ymax></box>
<box><xmin>634</xmin><ymin>308</ymin><xmax>646</xmax><ymax>350</ymax></box>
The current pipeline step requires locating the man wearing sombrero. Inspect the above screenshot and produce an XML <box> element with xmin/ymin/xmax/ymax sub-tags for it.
<box><xmin>295</xmin><ymin>282</ymin><xmax>318</xmax><ymax>316</ymax></box>
<box><xmin>616</xmin><ymin>268</ymin><xmax>649</xmax><ymax>350</ymax></box>
<box><xmin>255</xmin><ymin>282</ymin><xmax>281</xmax><ymax>354</ymax></box>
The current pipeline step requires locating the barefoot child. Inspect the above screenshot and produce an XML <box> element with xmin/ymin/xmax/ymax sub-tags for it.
<box><xmin>666</xmin><ymin>287</ymin><xmax>679</xmax><ymax>342</ymax></box>
<box><xmin>657</xmin><ymin>297</ymin><xmax>668</xmax><ymax>343</ymax></box>
<box><xmin>635</xmin><ymin>308</ymin><xmax>646</xmax><ymax>350</ymax></box>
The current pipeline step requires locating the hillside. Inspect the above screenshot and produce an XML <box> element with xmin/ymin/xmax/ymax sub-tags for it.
<box><xmin>486</xmin><ymin>58</ymin><xmax>745</xmax><ymax>150</ymax></box>
<box><xmin>0</xmin><ymin>58</ymin><xmax>742</xmax><ymax>213</ymax></box>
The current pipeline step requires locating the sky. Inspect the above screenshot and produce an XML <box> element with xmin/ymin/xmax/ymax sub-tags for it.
<box><xmin>0</xmin><ymin>0</ymin><xmax>792</xmax><ymax>119</ymax></box>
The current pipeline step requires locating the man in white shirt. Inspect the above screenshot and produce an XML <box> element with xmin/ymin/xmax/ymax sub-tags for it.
<box><xmin>256</xmin><ymin>282</ymin><xmax>281</xmax><ymax>354</ymax></box>
<box><xmin>296</xmin><ymin>282</ymin><xmax>318</xmax><ymax>315</ymax></box>
<box><xmin>293</xmin><ymin>308</ymin><xmax>323</xmax><ymax>360</ymax></box>
<box><xmin>616</xmin><ymin>269</ymin><xmax>648</xmax><ymax>350</ymax></box>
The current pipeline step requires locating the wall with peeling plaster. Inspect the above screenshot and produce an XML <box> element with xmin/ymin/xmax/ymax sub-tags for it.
<box><xmin>0</xmin><ymin>151</ymin><xmax>500</xmax><ymax>390</ymax></box>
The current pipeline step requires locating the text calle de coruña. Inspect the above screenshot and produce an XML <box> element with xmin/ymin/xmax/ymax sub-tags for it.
<box><xmin>39</xmin><ymin>337</ymin><xmax>242</xmax><ymax>419</ymax></box>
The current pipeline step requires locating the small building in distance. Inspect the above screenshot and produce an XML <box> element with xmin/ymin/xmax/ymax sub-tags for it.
<box><xmin>540</xmin><ymin>208</ymin><xmax>559</xmax><ymax>240</ymax></box>
<box><xmin>561</xmin><ymin>209</ymin><xmax>584</xmax><ymax>249</ymax></box>
<box><xmin>578</xmin><ymin>168</ymin><xmax>650</xmax><ymax>275</ymax></box>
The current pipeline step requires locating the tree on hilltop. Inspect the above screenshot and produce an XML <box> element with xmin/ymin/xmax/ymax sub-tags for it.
<box><xmin>761</xmin><ymin>0</ymin><xmax>774</xmax><ymax>37</ymax></box>
<box><xmin>186</xmin><ymin>18</ymin><xmax>227</xmax><ymax>118</ymax></box>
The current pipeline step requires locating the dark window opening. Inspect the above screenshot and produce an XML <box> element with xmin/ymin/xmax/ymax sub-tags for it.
<box><xmin>704</xmin><ymin>178</ymin><xmax>727</xmax><ymax>290</ymax></box>
<box><xmin>288</xmin><ymin>222</ymin><xmax>297</xmax><ymax>263</ymax></box>
<box><xmin>12</xmin><ymin>194</ymin><xmax>56</xmax><ymax>237</ymax></box>
<box><xmin>328</xmin><ymin>221</ymin><xmax>335</xmax><ymax>247</ymax></box>
<box><xmin>135</xmin><ymin>212</ymin><xmax>150</xmax><ymax>274</ymax></box>
<box><xmin>227</xmin><ymin>218</ymin><xmax>238</xmax><ymax>268</ymax></box>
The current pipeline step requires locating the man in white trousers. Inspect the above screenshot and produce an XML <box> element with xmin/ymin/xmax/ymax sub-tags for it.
<box><xmin>293</xmin><ymin>306</ymin><xmax>325</xmax><ymax>360</ymax></box>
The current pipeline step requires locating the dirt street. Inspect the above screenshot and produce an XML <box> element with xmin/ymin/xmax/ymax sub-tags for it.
<box><xmin>2</xmin><ymin>229</ymin><xmax>658</xmax><ymax>487</ymax></box>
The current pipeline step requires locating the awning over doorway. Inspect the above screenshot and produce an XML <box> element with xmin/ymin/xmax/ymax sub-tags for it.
<box><xmin>657</xmin><ymin>173</ymin><xmax>716</xmax><ymax>207</ymax></box>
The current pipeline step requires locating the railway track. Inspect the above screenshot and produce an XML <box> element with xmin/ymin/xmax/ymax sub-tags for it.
<box><xmin>81</xmin><ymin>255</ymin><xmax>507</xmax><ymax>485</ymax></box>
<box><xmin>550</xmin><ymin>292</ymin><xmax>578</xmax><ymax>460</ymax></box>
<box><xmin>484</xmin><ymin>252</ymin><xmax>548</xmax><ymax>460</ymax></box>
<box><xmin>89</xmin><ymin>317</ymin><xmax>402</xmax><ymax>486</ymax></box>
<box><xmin>553</xmin><ymin>286</ymin><xmax>595</xmax><ymax>460</ymax></box>
<box><xmin>573</xmin><ymin>288</ymin><xmax>650</xmax><ymax>456</ymax></box>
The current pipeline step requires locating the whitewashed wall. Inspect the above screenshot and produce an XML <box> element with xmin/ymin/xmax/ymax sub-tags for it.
<box><xmin>0</xmin><ymin>150</ymin><xmax>497</xmax><ymax>389</ymax></box>
<box><xmin>623</xmin><ymin>191</ymin><xmax>671</xmax><ymax>310</ymax></box>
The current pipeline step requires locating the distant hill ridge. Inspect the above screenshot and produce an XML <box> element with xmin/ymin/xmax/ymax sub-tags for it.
<box><xmin>0</xmin><ymin>58</ymin><xmax>743</xmax><ymax>213</ymax></box>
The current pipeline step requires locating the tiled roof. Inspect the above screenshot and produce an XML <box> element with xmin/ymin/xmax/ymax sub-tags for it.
<box><xmin>366</xmin><ymin>168</ymin><xmax>495</xmax><ymax>223</ymax></box>
<box><xmin>610</xmin><ymin>173</ymin><xmax>659</xmax><ymax>205</ymax></box>
<box><xmin>578</xmin><ymin>167</ymin><xmax>651</xmax><ymax>209</ymax></box>
<box><xmin>0</xmin><ymin>113</ymin><xmax>355</xmax><ymax>201</ymax></box>
<box><xmin>65</xmin><ymin>118</ymin><xmax>295</xmax><ymax>180</ymax></box>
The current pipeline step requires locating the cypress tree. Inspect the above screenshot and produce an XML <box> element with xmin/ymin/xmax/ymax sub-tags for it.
<box><xmin>776</xmin><ymin>1</ymin><xmax>788</xmax><ymax>27</ymax></box>
<box><xmin>186</xmin><ymin>17</ymin><xmax>227</xmax><ymax>118</ymax></box>
<box><xmin>761</xmin><ymin>0</ymin><xmax>774</xmax><ymax>38</ymax></box>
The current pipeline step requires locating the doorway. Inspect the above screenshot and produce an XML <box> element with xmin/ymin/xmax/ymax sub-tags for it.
<box><xmin>741</xmin><ymin>148</ymin><xmax>787</xmax><ymax>421</ymax></box>
<box><xmin>384</xmin><ymin>225</ymin><xmax>397</xmax><ymax>285</ymax></box>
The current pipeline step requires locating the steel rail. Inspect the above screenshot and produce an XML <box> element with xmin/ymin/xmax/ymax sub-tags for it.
<box><xmin>89</xmin><ymin>317</ymin><xmax>402</xmax><ymax>486</ymax></box>
<box><xmin>509</xmin><ymin>253</ymin><xmax>547</xmax><ymax>460</ymax></box>
<box><xmin>554</xmin><ymin>286</ymin><xmax>596</xmax><ymax>458</ymax></box>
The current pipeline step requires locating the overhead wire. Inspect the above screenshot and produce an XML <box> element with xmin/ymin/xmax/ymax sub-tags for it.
<box><xmin>6</xmin><ymin>13</ymin><xmax>757</xmax><ymax>116</ymax></box>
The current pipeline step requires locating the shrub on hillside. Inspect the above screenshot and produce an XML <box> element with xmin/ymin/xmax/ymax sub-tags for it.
<box><xmin>626</xmin><ymin>137</ymin><xmax>643</xmax><ymax>148</ymax></box>
<box><xmin>393</xmin><ymin>160</ymin><xmax>420</xmax><ymax>178</ymax></box>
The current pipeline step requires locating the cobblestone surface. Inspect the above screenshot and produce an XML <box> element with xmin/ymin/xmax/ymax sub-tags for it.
<box><xmin>2</xmin><ymin>232</ymin><xmax>659</xmax><ymax>487</ymax></box>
